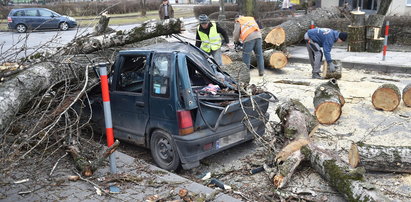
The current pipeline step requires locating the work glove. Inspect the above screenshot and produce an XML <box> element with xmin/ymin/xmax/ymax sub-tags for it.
<box><xmin>328</xmin><ymin>61</ymin><xmax>336</xmax><ymax>72</ymax></box>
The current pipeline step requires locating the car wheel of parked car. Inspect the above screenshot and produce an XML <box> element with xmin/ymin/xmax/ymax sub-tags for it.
<box><xmin>16</xmin><ymin>24</ymin><xmax>27</xmax><ymax>33</ymax></box>
<box><xmin>150</xmin><ymin>130</ymin><xmax>180</xmax><ymax>171</ymax></box>
<box><xmin>59</xmin><ymin>22</ymin><xmax>69</xmax><ymax>31</ymax></box>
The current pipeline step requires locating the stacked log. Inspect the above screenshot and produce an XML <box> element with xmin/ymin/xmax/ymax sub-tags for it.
<box><xmin>313</xmin><ymin>79</ymin><xmax>345</xmax><ymax>124</ymax></box>
<box><xmin>403</xmin><ymin>84</ymin><xmax>411</xmax><ymax>107</ymax></box>
<box><xmin>371</xmin><ymin>84</ymin><xmax>401</xmax><ymax>111</ymax></box>
<box><xmin>347</xmin><ymin>10</ymin><xmax>366</xmax><ymax>52</ymax></box>
<box><xmin>350</xmin><ymin>143</ymin><xmax>411</xmax><ymax>173</ymax></box>
<box><xmin>365</xmin><ymin>14</ymin><xmax>386</xmax><ymax>52</ymax></box>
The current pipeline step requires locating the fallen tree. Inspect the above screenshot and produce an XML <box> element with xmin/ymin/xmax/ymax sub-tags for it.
<box><xmin>222</xmin><ymin>50</ymin><xmax>288</xmax><ymax>69</ymax></box>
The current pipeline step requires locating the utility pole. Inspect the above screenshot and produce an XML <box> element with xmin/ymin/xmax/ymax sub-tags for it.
<box><xmin>218</xmin><ymin>0</ymin><xmax>226</xmax><ymax>20</ymax></box>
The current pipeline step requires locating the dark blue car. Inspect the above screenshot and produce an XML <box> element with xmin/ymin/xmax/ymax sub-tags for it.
<box><xmin>7</xmin><ymin>8</ymin><xmax>77</xmax><ymax>33</ymax></box>
<box><xmin>88</xmin><ymin>42</ymin><xmax>274</xmax><ymax>171</ymax></box>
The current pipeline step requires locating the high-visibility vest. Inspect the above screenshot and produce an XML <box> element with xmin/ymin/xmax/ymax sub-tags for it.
<box><xmin>197</xmin><ymin>22</ymin><xmax>222</xmax><ymax>53</ymax></box>
<box><xmin>236</xmin><ymin>16</ymin><xmax>260</xmax><ymax>42</ymax></box>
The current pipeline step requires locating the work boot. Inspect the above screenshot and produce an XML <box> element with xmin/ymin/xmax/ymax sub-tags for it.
<box><xmin>312</xmin><ymin>73</ymin><xmax>321</xmax><ymax>79</ymax></box>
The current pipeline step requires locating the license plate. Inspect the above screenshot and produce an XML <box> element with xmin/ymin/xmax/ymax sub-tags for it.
<box><xmin>217</xmin><ymin>130</ymin><xmax>246</xmax><ymax>149</ymax></box>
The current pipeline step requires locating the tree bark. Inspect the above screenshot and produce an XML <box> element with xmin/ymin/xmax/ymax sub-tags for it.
<box><xmin>366</xmin><ymin>38</ymin><xmax>384</xmax><ymax>52</ymax></box>
<box><xmin>237</xmin><ymin>0</ymin><xmax>257</xmax><ymax>17</ymax></box>
<box><xmin>365</xmin><ymin>14</ymin><xmax>385</xmax><ymax>27</ymax></box>
<box><xmin>377</xmin><ymin>0</ymin><xmax>393</xmax><ymax>15</ymax></box>
<box><xmin>264</xmin><ymin>8</ymin><xmax>342</xmax><ymax>46</ymax></box>
<box><xmin>63</xmin><ymin>18</ymin><xmax>183</xmax><ymax>55</ymax></box>
<box><xmin>313</xmin><ymin>79</ymin><xmax>345</xmax><ymax>124</ymax></box>
<box><xmin>302</xmin><ymin>144</ymin><xmax>389</xmax><ymax>202</ymax></box>
<box><xmin>371</xmin><ymin>83</ymin><xmax>401</xmax><ymax>111</ymax></box>
<box><xmin>222</xmin><ymin>50</ymin><xmax>288</xmax><ymax>69</ymax></box>
<box><xmin>273</xmin><ymin>150</ymin><xmax>305</xmax><ymax>188</ymax></box>
<box><xmin>403</xmin><ymin>83</ymin><xmax>411</xmax><ymax>107</ymax></box>
<box><xmin>366</xmin><ymin>27</ymin><xmax>381</xmax><ymax>40</ymax></box>
<box><xmin>350</xmin><ymin>10</ymin><xmax>365</xmax><ymax>26</ymax></box>
<box><xmin>350</xmin><ymin>143</ymin><xmax>411</xmax><ymax>173</ymax></box>
<box><xmin>220</xmin><ymin>61</ymin><xmax>250</xmax><ymax>84</ymax></box>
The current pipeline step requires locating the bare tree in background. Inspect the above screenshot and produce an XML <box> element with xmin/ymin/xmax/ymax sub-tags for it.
<box><xmin>141</xmin><ymin>0</ymin><xmax>147</xmax><ymax>17</ymax></box>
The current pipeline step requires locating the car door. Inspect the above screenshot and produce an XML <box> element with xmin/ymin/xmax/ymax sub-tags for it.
<box><xmin>37</xmin><ymin>9</ymin><xmax>59</xmax><ymax>29</ymax></box>
<box><xmin>24</xmin><ymin>9</ymin><xmax>40</xmax><ymax>29</ymax></box>
<box><xmin>110</xmin><ymin>52</ymin><xmax>151</xmax><ymax>145</ymax></box>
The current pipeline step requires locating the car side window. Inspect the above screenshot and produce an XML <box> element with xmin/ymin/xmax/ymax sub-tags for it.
<box><xmin>117</xmin><ymin>55</ymin><xmax>147</xmax><ymax>93</ymax></box>
<box><xmin>151</xmin><ymin>54</ymin><xmax>171</xmax><ymax>98</ymax></box>
<box><xmin>13</xmin><ymin>11</ymin><xmax>24</xmax><ymax>16</ymax></box>
<box><xmin>39</xmin><ymin>10</ymin><xmax>53</xmax><ymax>17</ymax></box>
<box><xmin>25</xmin><ymin>10</ymin><xmax>37</xmax><ymax>17</ymax></box>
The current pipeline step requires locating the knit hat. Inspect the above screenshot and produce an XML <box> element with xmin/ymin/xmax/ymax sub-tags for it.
<box><xmin>339</xmin><ymin>32</ymin><xmax>348</xmax><ymax>41</ymax></box>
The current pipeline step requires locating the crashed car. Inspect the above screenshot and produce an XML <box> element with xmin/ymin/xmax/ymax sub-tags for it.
<box><xmin>88</xmin><ymin>42</ymin><xmax>274</xmax><ymax>171</ymax></box>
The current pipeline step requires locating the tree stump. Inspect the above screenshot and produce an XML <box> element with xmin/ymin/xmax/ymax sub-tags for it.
<box><xmin>403</xmin><ymin>84</ymin><xmax>411</xmax><ymax>107</ymax></box>
<box><xmin>366</xmin><ymin>37</ymin><xmax>384</xmax><ymax>53</ymax></box>
<box><xmin>366</xmin><ymin>27</ymin><xmax>381</xmax><ymax>39</ymax></box>
<box><xmin>348</xmin><ymin>25</ymin><xmax>366</xmax><ymax>52</ymax></box>
<box><xmin>350</xmin><ymin>143</ymin><xmax>411</xmax><ymax>173</ymax></box>
<box><xmin>322</xmin><ymin>60</ymin><xmax>342</xmax><ymax>79</ymax></box>
<box><xmin>220</xmin><ymin>61</ymin><xmax>250</xmax><ymax>84</ymax></box>
<box><xmin>350</xmin><ymin>10</ymin><xmax>365</xmax><ymax>26</ymax></box>
<box><xmin>371</xmin><ymin>84</ymin><xmax>401</xmax><ymax>111</ymax></box>
<box><xmin>313</xmin><ymin>79</ymin><xmax>345</xmax><ymax>124</ymax></box>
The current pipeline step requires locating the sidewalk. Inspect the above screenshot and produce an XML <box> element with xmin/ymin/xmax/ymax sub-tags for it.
<box><xmin>287</xmin><ymin>46</ymin><xmax>411</xmax><ymax>74</ymax></box>
<box><xmin>0</xmin><ymin>152</ymin><xmax>240</xmax><ymax>202</ymax></box>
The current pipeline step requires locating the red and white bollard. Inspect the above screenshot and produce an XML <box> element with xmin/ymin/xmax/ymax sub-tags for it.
<box><xmin>310</xmin><ymin>20</ymin><xmax>315</xmax><ymax>29</ymax></box>
<box><xmin>382</xmin><ymin>21</ymin><xmax>389</xmax><ymax>61</ymax></box>
<box><xmin>98</xmin><ymin>63</ymin><xmax>117</xmax><ymax>174</ymax></box>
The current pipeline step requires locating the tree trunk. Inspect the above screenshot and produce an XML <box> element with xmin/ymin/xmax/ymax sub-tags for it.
<box><xmin>322</xmin><ymin>60</ymin><xmax>342</xmax><ymax>79</ymax></box>
<box><xmin>366</xmin><ymin>27</ymin><xmax>381</xmax><ymax>40</ymax></box>
<box><xmin>64</xmin><ymin>18</ymin><xmax>183</xmax><ymax>55</ymax></box>
<box><xmin>222</xmin><ymin>50</ymin><xmax>288</xmax><ymax>69</ymax></box>
<box><xmin>403</xmin><ymin>83</ymin><xmax>411</xmax><ymax>107</ymax></box>
<box><xmin>350</xmin><ymin>10</ymin><xmax>365</xmax><ymax>26</ymax></box>
<box><xmin>220</xmin><ymin>61</ymin><xmax>250</xmax><ymax>84</ymax></box>
<box><xmin>365</xmin><ymin>14</ymin><xmax>385</xmax><ymax>27</ymax></box>
<box><xmin>350</xmin><ymin>143</ymin><xmax>411</xmax><ymax>173</ymax></box>
<box><xmin>273</xmin><ymin>150</ymin><xmax>305</xmax><ymax>188</ymax></box>
<box><xmin>377</xmin><ymin>0</ymin><xmax>393</xmax><ymax>15</ymax></box>
<box><xmin>366</xmin><ymin>38</ymin><xmax>384</xmax><ymax>53</ymax></box>
<box><xmin>347</xmin><ymin>25</ymin><xmax>366</xmax><ymax>52</ymax></box>
<box><xmin>371</xmin><ymin>84</ymin><xmax>401</xmax><ymax>111</ymax></box>
<box><xmin>263</xmin><ymin>27</ymin><xmax>286</xmax><ymax>46</ymax></box>
<box><xmin>140</xmin><ymin>0</ymin><xmax>147</xmax><ymax>17</ymax></box>
<box><xmin>237</xmin><ymin>0</ymin><xmax>257</xmax><ymax>17</ymax></box>
<box><xmin>301</xmin><ymin>144</ymin><xmax>389</xmax><ymax>202</ymax></box>
<box><xmin>264</xmin><ymin>8</ymin><xmax>342</xmax><ymax>46</ymax></box>
<box><xmin>313</xmin><ymin>79</ymin><xmax>345</xmax><ymax>125</ymax></box>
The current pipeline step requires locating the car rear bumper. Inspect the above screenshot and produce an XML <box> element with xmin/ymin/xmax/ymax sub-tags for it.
<box><xmin>173</xmin><ymin>116</ymin><xmax>267</xmax><ymax>169</ymax></box>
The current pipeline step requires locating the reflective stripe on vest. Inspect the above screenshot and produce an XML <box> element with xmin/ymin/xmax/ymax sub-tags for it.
<box><xmin>236</xmin><ymin>17</ymin><xmax>260</xmax><ymax>42</ymax></box>
<box><xmin>197</xmin><ymin>22</ymin><xmax>222</xmax><ymax>53</ymax></box>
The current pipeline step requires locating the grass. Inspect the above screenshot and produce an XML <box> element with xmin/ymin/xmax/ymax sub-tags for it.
<box><xmin>1</xmin><ymin>8</ymin><xmax>194</xmax><ymax>31</ymax></box>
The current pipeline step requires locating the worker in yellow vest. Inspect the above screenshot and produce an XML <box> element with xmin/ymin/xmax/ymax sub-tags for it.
<box><xmin>195</xmin><ymin>14</ymin><xmax>229</xmax><ymax>66</ymax></box>
<box><xmin>233</xmin><ymin>15</ymin><xmax>264</xmax><ymax>76</ymax></box>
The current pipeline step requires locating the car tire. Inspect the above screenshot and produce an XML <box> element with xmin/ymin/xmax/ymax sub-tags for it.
<box><xmin>150</xmin><ymin>130</ymin><xmax>180</xmax><ymax>171</ymax></box>
<box><xmin>59</xmin><ymin>22</ymin><xmax>69</xmax><ymax>31</ymax></box>
<box><xmin>16</xmin><ymin>24</ymin><xmax>27</xmax><ymax>33</ymax></box>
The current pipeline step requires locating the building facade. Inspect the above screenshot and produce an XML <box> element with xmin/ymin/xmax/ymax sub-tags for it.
<box><xmin>320</xmin><ymin>0</ymin><xmax>411</xmax><ymax>16</ymax></box>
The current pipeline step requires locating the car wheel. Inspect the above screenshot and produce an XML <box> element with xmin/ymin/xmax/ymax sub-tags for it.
<box><xmin>59</xmin><ymin>22</ymin><xmax>69</xmax><ymax>31</ymax></box>
<box><xmin>150</xmin><ymin>130</ymin><xmax>180</xmax><ymax>171</ymax></box>
<box><xmin>16</xmin><ymin>24</ymin><xmax>27</xmax><ymax>33</ymax></box>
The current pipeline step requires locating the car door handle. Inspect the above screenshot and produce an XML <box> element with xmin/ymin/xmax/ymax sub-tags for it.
<box><xmin>135</xmin><ymin>101</ymin><xmax>144</xmax><ymax>107</ymax></box>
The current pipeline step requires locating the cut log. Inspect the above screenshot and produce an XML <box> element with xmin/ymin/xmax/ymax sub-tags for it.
<box><xmin>350</xmin><ymin>143</ymin><xmax>411</xmax><ymax>173</ymax></box>
<box><xmin>221</xmin><ymin>54</ymin><xmax>233</xmax><ymax>65</ymax></box>
<box><xmin>264</xmin><ymin>8</ymin><xmax>342</xmax><ymax>46</ymax></box>
<box><xmin>322</xmin><ymin>60</ymin><xmax>342</xmax><ymax>79</ymax></box>
<box><xmin>64</xmin><ymin>18</ymin><xmax>183</xmax><ymax>55</ymax></box>
<box><xmin>350</xmin><ymin>10</ymin><xmax>365</xmax><ymax>26</ymax></box>
<box><xmin>348</xmin><ymin>41</ymin><xmax>366</xmax><ymax>52</ymax></box>
<box><xmin>273</xmin><ymin>150</ymin><xmax>305</xmax><ymax>188</ymax></box>
<box><xmin>366</xmin><ymin>37</ymin><xmax>384</xmax><ymax>53</ymax></box>
<box><xmin>313</xmin><ymin>79</ymin><xmax>345</xmax><ymax>125</ymax></box>
<box><xmin>371</xmin><ymin>84</ymin><xmax>401</xmax><ymax>111</ymax></box>
<box><xmin>275</xmin><ymin>99</ymin><xmax>318</xmax><ymax>140</ymax></box>
<box><xmin>403</xmin><ymin>84</ymin><xmax>411</xmax><ymax>107</ymax></box>
<box><xmin>67</xmin><ymin>140</ymin><xmax>120</xmax><ymax>176</ymax></box>
<box><xmin>222</xmin><ymin>50</ymin><xmax>288</xmax><ymax>69</ymax></box>
<box><xmin>220</xmin><ymin>61</ymin><xmax>250</xmax><ymax>84</ymax></box>
<box><xmin>301</xmin><ymin>143</ymin><xmax>389</xmax><ymax>202</ymax></box>
<box><xmin>263</xmin><ymin>27</ymin><xmax>286</xmax><ymax>46</ymax></box>
<box><xmin>377</xmin><ymin>0</ymin><xmax>393</xmax><ymax>15</ymax></box>
<box><xmin>347</xmin><ymin>25</ymin><xmax>365</xmax><ymax>42</ymax></box>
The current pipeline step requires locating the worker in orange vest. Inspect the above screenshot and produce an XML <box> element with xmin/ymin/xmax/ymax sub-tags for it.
<box><xmin>233</xmin><ymin>15</ymin><xmax>264</xmax><ymax>76</ymax></box>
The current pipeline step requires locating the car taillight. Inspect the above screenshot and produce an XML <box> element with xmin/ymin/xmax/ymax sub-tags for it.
<box><xmin>177</xmin><ymin>110</ymin><xmax>194</xmax><ymax>135</ymax></box>
<box><xmin>7</xmin><ymin>17</ymin><xmax>12</xmax><ymax>23</ymax></box>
